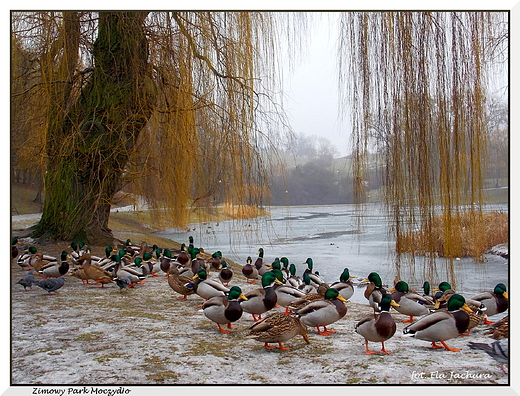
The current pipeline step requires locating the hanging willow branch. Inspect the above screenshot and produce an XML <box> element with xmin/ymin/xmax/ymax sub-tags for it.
<box><xmin>11</xmin><ymin>11</ymin><xmax>308</xmax><ymax>243</ymax></box>
<box><xmin>338</xmin><ymin>11</ymin><xmax>508</xmax><ymax>286</ymax></box>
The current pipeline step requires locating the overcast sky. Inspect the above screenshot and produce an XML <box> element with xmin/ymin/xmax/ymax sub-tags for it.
<box><xmin>282</xmin><ymin>14</ymin><xmax>350</xmax><ymax>157</ymax></box>
<box><xmin>282</xmin><ymin>9</ymin><xmax>511</xmax><ymax>158</ymax></box>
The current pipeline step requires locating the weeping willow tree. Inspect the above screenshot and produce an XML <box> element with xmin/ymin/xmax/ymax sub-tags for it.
<box><xmin>11</xmin><ymin>11</ymin><xmax>309</xmax><ymax>244</ymax></box>
<box><xmin>338</xmin><ymin>12</ymin><xmax>508</xmax><ymax>286</ymax></box>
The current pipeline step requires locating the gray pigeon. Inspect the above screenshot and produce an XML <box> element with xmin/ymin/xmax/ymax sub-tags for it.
<box><xmin>115</xmin><ymin>276</ymin><xmax>132</xmax><ymax>291</ymax></box>
<box><xmin>34</xmin><ymin>275</ymin><xmax>65</xmax><ymax>294</ymax></box>
<box><xmin>468</xmin><ymin>339</ymin><xmax>508</xmax><ymax>374</ymax></box>
<box><xmin>17</xmin><ymin>270</ymin><xmax>35</xmax><ymax>291</ymax></box>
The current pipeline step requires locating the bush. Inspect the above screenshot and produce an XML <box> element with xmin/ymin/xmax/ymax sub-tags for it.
<box><xmin>396</xmin><ymin>211</ymin><xmax>508</xmax><ymax>260</ymax></box>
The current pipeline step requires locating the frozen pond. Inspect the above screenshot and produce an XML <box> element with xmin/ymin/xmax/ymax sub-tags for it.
<box><xmin>155</xmin><ymin>203</ymin><xmax>508</xmax><ymax>305</ymax></box>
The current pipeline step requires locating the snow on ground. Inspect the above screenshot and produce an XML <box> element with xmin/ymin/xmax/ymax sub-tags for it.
<box><xmin>10</xmin><ymin>256</ymin><xmax>508</xmax><ymax>386</ymax></box>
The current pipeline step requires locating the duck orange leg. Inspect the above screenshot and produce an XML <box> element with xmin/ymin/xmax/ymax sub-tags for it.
<box><xmin>277</xmin><ymin>342</ymin><xmax>291</xmax><ymax>351</ymax></box>
<box><xmin>251</xmin><ymin>313</ymin><xmax>262</xmax><ymax>322</ymax></box>
<box><xmin>217</xmin><ymin>324</ymin><xmax>230</xmax><ymax>334</ymax></box>
<box><xmin>460</xmin><ymin>329</ymin><xmax>471</xmax><ymax>337</ymax></box>
<box><xmin>316</xmin><ymin>326</ymin><xmax>336</xmax><ymax>336</ymax></box>
<box><xmin>364</xmin><ymin>340</ymin><xmax>377</xmax><ymax>355</ymax></box>
<box><xmin>178</xmin><ymin>295</ymin><xmax>188</xmax><ymax>301</ymax></box>
<box><xmin>380</xmin><ymin>341</ymin><xmax>393</xmax><ymax>354</ymax></box>
<box><xmin>402</xmin><ymin>315</ymin><xmax>414</xmax><ymax>323</ymax></box>
<box><xmin>430</xmin><ymin>342</ymin><xmax>444</xmax><ymax>349</ymax></box>
<box><xmin>264</xmin><ymin>343</ymin><xmax>276</xmax><ymax>349</ymax></box>
<box><xmin>439</xmin><ymin>341</ymin><xmax>460</xmax><ymax>352</ymax></box>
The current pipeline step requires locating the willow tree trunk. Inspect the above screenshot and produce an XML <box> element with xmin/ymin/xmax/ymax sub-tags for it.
<box><xmin>33</xmin><ymin>12</ymin><xmax>155</xmax><ymax>245</ymax></box>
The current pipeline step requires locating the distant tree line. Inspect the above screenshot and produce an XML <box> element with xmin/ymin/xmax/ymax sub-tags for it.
<box><xmin>268</xmin><ymin>133</ymin><xmax>382</xmax><ymax>205</ymax></box>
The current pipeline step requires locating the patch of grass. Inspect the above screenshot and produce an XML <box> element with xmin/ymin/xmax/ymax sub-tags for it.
<box><xmin>11</xmin><ymin>184</ymin><xmax>43</xmax><ymax>215</ymax></box>
<box><xmin>27</xmin><ymin>347</ymin><xmax>53</xmax><ymax>355</ymax></box>
<box><xmin>93</xmin><ymin>354</ymin><xmax>122</xmax><ymax>363</ymax></box>
<box><xmin>183</xmin><ymin>339</ymin><xmax>229</xmax><ymax>358</ymax></box>
<box><xmin>75</xmin><ymin>332</ymin><xmax>104</xmax><ymax>342</ymax></box>
<box><xmin>145</xmin><ymin>371</ymin><xmax>179</xmax><ymax>382</ymax></box>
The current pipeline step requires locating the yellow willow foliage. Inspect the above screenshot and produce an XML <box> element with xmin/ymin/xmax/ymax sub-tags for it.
<box><xmin>11</xmin><ymin>12</ymin><xmax>310</xmax><ymax>234</ymax></box>
<box><xmin>338</xmin><ymin>12</ymin><xmax>508</xmax><ymax>286</ymax></box>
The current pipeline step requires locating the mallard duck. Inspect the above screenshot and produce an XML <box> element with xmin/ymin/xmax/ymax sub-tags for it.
<box><xmin>242</xmin><ymin>256</ymin><xmax>259</xmax><ymax>284</ymax></box>
<box><xmin>12</xmin><ymin>237</ymin><xmax>21</xmax><ymax>261</ymax></box>
<box><xmin>39</xmin><ymin>251</ymin><xmax>70</xmax><ymax>278</ymax></box>
<box><xmin>34</xmin><ymin>276</ymin><xmax>65</xmax><ymax>295</ymax></box>
<box><xmin>70</xmin><ymin>267</ymin><xmax>91</xmax><ymax>285</ymax></box>
<box><xmin>69</xmin><ymin>242</ymin><xmax>81</xmax><ymax>261</ymax></box>
<box><xmin>435</xmin><ymin>289</ymin><xmax>486</xmax><ymax>336</ymax></box>
<box><xmin>113</xmin><ymin>255</ymin><xmax>147</xmax><ymax>285</ymax></box>
<box><xmin>389</xmin><ymin>280</ymin><xmax>433</xmax><ymax>323</ymax></box>
<box><xmin>470</xmin><ymin>283</ymin><xmax>509</xmax><ymax>324</ymax></box>
<box><xmin>432</xmin><ymin>281</ymin><xmax>452</xmax><ymax>309</ymax></box>
<box><xmin>187</xmin><ymin>236</ymin><xmax>196</xmax><ymax>258</ymax></box>
<box><xmin>202</xmin><ymin>286</ymin><xmax>248</xmax><ymax>333</ymax></box>
<box><xmin>289</xmin><ymin>280</ymin><xmax>329</xmax><ymax>311</ymax></box>
<box><xmin>363</xmin><ymin>272</ymin><xmax>387</xmax><ymax>312</ymax></box>
<box><xmin>159</xmin><ymin>248</ymin><xmax>175</xmax><ymax>276</ymax></box>
<box><xmin>17</xmin><ymin>246</ymin><xmax>36</xmax><ymax>270</ymax></box>
<box><xmin>16</xmin><ymin>270</ymin><xmax>35</xmax><ymax>291</ymax></box>
<box><xmin>302</xmin><ymin>258</ymin><xmax>325</xmax><ymax>287</ymax></box>
<box><xmin>241</xmin><ymin>271</ymin><xmax>283</xmax><ymax>322</ymax></box>
<box><xmin>167</xmin><ymin>263</ymin><xmax>197</xmax><ymax>301</ymax></box>
<box><xmin>298</xmin><ymin>272</ymin><xmax>318</xmax><ymax>294</ymax></box>
<box><xmin>273</xmin><ymin>279</ymin><xmax>307</xmax><ymax>314</ymax></box>
<box><xmin>31</xmin><ymin>252</ymin><xmax>56</xmax><ymax>273</ymax></box>
<box><xmin>121</xmin><ymin>238</ymin><xmax>141</xmax><ymax>257</ymax></box>
<box><xmin>355</xmin><ymin>293</ymin><xmax>400</xmax><ymax>354</ymax></box>
<box><xmin>330</xmin><ymin>268</ymin><xmax>355</xmax><ymax>301</ymax></box>
<box><xmin>286</xmin><ymin>263</ymin><xmax>302</xmax><ymax>289</ymax></box>
<box><xmin>96</xmin><ymin>246</ymin><xmax>116</xmax><ymax>268</ymax></box>
<box><xmin>484</xmin><ymin>315</ymin><xmax>508</xmax><ymax>340</ymax></box>
<box><xmin>209</xmin><ymin>251</ymin><xmax>223</xmax><ymax>272</ymax></box>
<box><xmin>175</xmin><ymin>244</ymin><xmax>190</xmax><ymax>267</ymax></box>
<box><xmin>280</xmin><ymin>257</ymin><xmax>291</xmax><ymax>280</ymax></box>
<box><xmin>402</xmin><ymin>293</ymin><xmax>472</xmax><ymax>351</ymax></box>
<box><xmin>136</xmin><ymin>241</ymin><xmax>150</xmax><ymax>258</ymax></box>
<box><xmin>422</xmin><ymin>281</ymin><xmax>432</xmax><ymax>299</ymax></box>
<box><xmin>245</xmin><ymin>311</ymin><xmax>310</xmax><ymax>350</ymax></box>
<box><xmin>142</xmin><ymin>252</ymin><xmax>161</xmax><ymax>277</ymax></box>
<box><xmin>79</xmin><ymin>253</ymin><xmax>114</xmax><ymax>287</ymax></box>
<box><xmin>180</xmin><ymin>247</ymin><xmax>204</xmax><ymax>278</ymax></box>
<box><xmin>295</xmin><ymin>287</ymin><xmax>348</xmax><ymax>336</ymax></box>
<box><xmin>254</xmin><ymin>248</ymin><xmax>269</xmax><ymax>276</ymax></box>
<box><xmin>218</xmin><ymin>260</ymin><xmax>233</xmax><ymax>287</ymax></box>
<box><xmin>192</xmin><ymin>268</ymin><xmax>230</xmax><ymax>302</ymax></box>
<box><xmin>468</xmin><ymin>339</ymin><xmax>508</xmax><ymax>374</ymax></box>
<box><xmin>131</xmin><ymin>256</ymin><xmax>150</xmax><ymax>275</ymax></box>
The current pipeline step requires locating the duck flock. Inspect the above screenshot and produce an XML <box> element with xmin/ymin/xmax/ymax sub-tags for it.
<box><xmin>12</xmin><ymin>236</ymin><xmax>509</xmax><ymax>372</ymax></box>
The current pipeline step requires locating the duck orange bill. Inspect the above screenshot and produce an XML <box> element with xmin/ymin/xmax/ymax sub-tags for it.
<box><xmin>337</xmin><ymin>295</ymin><xmax>348</xmax><ymax>303</ymax></box>
<box><xmin>240</xmin><ymin>294</ymin><xmax>248</xmax><ymax>301</ymax></box>
<box><xmin>503</xmin><ymin>292</ymin><xmax>509</xmax><ymax>299</ymax></box>
<box><xmin>390</xmin><ymin>300</ymin><xmax>400</xmax><ymax>307</ymax></box>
